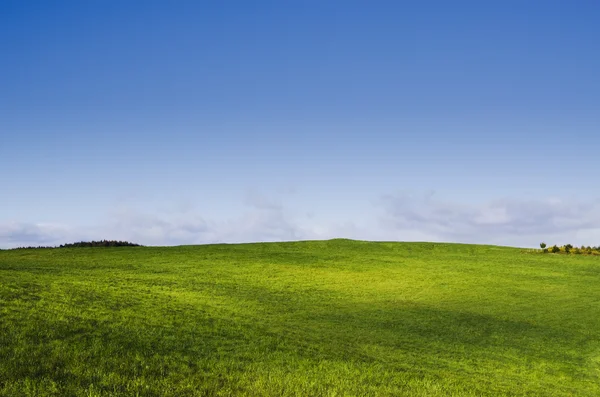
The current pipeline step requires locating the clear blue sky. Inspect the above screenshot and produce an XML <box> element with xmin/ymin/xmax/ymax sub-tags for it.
<box><xmin>2</xmin><ymin>1</ymin><xmax>600</xmax><ymax>248</ymax></box>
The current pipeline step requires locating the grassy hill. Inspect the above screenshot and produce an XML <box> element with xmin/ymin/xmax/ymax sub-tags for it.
<box><xmin>1</xmin><ymin>239</ymin><xmax>599</xmax><ymax>396</ymax></box>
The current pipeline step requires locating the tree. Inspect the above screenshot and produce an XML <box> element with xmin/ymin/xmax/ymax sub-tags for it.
<box><xmin>564</xmin><ymin>244</ymin><xmax>573</xmax><ymax>254</ymax></box>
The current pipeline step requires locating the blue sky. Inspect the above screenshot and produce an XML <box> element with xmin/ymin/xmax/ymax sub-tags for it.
<box><xmin>1</xmin><ymin>1</ymin><xmax>600</xmax><ymax>248</ymax></box>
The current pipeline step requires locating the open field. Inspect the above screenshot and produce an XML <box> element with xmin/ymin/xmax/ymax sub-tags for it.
<box><xmin>1</xmin><ymin>239</ymin><xmax>599</xmax><ymax>396</ymax></box>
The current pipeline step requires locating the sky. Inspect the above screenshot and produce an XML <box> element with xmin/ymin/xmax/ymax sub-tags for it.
<box><xmin>1</xmin><ymin>0</ymin><xmax>600</xmax><ymax>248</ymax></box>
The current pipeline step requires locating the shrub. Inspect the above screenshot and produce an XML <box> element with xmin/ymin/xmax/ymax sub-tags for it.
<box><xmin>540</xmin><ymin>242</ymin><xmax>547</xmax><ymax>249</ymax></box>
<box><xmin>551</xmin><ymin>245</ymin><xmax>560</xmax><ymax>253</ymax></box>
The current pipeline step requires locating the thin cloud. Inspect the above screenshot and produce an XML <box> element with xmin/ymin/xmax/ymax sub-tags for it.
<box><xmin>97</xmin><ymin>193</ymin><xmax>308</xmax><ymax>246</ymax></box>
<box><xmin>3</xmin><ymin>193</ymin><xmax>600</xmax><ymax>249</ymax></box>
<box><xmin>0</xmin><ymin>222</ymin><xmax>74</xmax><ymax>248</ymax></box>
<box><xmin>380</xmin><ymin>193</ymin><xmax>600</xmax><ymax>247</ymax></box>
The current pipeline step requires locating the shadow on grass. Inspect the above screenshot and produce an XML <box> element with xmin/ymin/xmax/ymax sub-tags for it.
<box><xmin>1</xmin><ymin>270</ymin><xmax>596</xmax><ymax>396</ymax></box>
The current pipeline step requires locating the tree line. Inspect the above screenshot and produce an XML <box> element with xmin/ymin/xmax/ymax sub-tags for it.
<box><xmin>539</xmin><ymin>242</ymin><xmax>600</xmax><ymax>255</ymax></box>
<box><xmin>5</xmin><ymin>240</ymin><xmax>142</xmax><ymax>250</ymax></box>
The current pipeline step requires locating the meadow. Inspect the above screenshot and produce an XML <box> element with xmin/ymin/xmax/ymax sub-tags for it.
<box><xmin>1</xmin><ymin>239</ymin><xmax>599</xmax><ymax>396</ymax></box>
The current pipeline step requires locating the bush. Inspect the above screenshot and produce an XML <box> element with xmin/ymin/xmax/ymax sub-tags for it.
<box><xmin>540</xmin><ymin>242</ymin><xmax>547</xmax><ymax>249</ymax></box>
<box><xmin>551</xmin><ymin>245</ymin><xmax>560</xmax><ymax>253</ymax></box>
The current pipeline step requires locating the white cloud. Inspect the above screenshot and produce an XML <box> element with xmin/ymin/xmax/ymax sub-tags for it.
<box><xmin>2</xmin><ymin>192</ymin><xmax>600</xmax><ymax>249</ymax></box>
<box><xmin>0</xmin><ymin>222</ymin><xmax>77</xmax><ymax>248</ymax></box>
<box><xmin>89</xmin><ymin>191</ymin><xmax>311</xmax><ymax>246</ymax></box>
<box><xmin>379</xmin><ymin>193</ymin><xmax>600</xmax><ymax>247</ymax></box>
<box><xmin>0</xmin><ymin>191</ymin><xmax>321</xmax><ymax>249</ymax></box>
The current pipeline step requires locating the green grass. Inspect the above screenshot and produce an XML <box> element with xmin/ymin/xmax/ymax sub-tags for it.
<box><xmin>1</xmin><ymin>239</ymin><xmax>599</xmax><ymax>396</ymax></box>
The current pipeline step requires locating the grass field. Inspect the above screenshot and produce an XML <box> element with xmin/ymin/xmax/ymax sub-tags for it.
<box><xmin>1</xmin><ymin>239</ymin><xmax>599</xmax><ymax>396</ymax></box>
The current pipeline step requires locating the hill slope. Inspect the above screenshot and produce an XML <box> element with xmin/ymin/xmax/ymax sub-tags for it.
<box><xmin>1</xmin><ymin>240</ymin><xmax>599</xmax><ymax>396</ymax></box>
